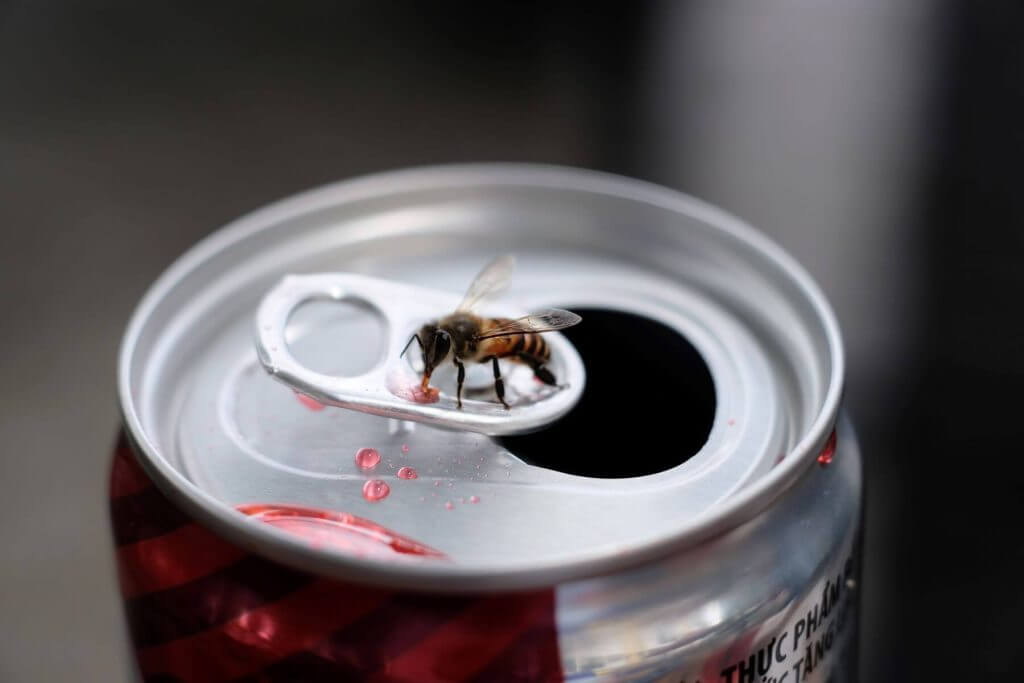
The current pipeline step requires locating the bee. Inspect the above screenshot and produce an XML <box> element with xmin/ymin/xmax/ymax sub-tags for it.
<box><xmin>401</xmin><ymin>255</ymin><xmax>582</xmax><ymax>409</ymax></box>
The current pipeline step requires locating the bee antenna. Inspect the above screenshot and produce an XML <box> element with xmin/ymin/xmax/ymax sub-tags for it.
<box><xmin>401</xmin><ymin>334</ymin><xmax>423</xmax><ymax>358</ymax></box>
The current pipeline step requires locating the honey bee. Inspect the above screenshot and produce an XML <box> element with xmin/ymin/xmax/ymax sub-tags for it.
<box><xmin>402</xmin><ymin>255</ymin><xmax>582</xmax><ymax>409</ymax></box>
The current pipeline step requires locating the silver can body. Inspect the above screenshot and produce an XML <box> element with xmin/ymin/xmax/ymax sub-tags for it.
<box><xmin>557</xmin><ymin>420</ymin><xmax>859</xmax><ymax>682</ymax></box>
<box><xmin>118</xmin><ymin>164</ymin><xmax>860</xmax><ymax>681</ymax></box>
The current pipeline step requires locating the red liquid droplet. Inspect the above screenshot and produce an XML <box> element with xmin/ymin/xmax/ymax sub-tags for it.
<box><xmin>727</xmin><ymin>418</ymin><xmax>736</xmax><ymax>426</ymax></box>
<box><xmin>355</xmin><ymin>448</ymin><xmax>381</xmax><ymax>470</ymax></box>
<box><xmin>401</xmin><ymin>444</ymin><xmax>410</xmax><ymax>453</ymax></box>
<box><xmin>362</xmin><ymin>479</ymin><xmax>390</xmax><ymax>502</ymax></box>
<box><xmin>396</xmin><ymin>466</ymin><xmax>418</xmax><ymax>480</ymax></box>
<box><xmin>817</xmin><ymin>429</ymin><xmax>837</xmax><ymax>466</ymax></box>
<box><xmin>237</xmin><ymin>503</ymin><xmax>444</xmax><ymax>559</ymax></box>
<box><xmin>295</xmin><ymin>391</ymin><xmax>325</xmax><ymax>411</ymax></box>
<box><xmin>469</xmin><ymin>495</ymin><xmax>480</xmax><ymax>504</ymax></box>
<box><xmin>433</xmin><ymin>480</ymin><xmax>441</xmax><ymax>487</ymax></box>
<box><xmin>444</xmin><ymin>501</ymin><xmax>454</xmax><ymax>510</ymax></box>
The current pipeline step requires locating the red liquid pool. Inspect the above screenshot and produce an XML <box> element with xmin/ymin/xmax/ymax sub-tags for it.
<box><xmin>237</xmin><ymin>504</ymin><xmax>445</xmax><ymax>559</ymax></box>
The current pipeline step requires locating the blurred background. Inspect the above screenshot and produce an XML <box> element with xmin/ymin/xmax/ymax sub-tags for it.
<box><xmin>1</xmin><ymin>2</ymin><xmax>1021</xmax><ymax>681</ymax></box>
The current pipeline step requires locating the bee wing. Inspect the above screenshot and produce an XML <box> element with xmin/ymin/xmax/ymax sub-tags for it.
<box><xmin>456</xmin><ymin>254</ymin><xmax>516</xmax><ymax>312</ymax></box>
<box><xmin>474</xmin><ymin>309</ymin><xmax>582</xmax><ymax>339</ymax></box>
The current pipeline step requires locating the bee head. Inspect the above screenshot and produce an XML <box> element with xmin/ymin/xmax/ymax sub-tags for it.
<box><xmin>417</xmin><ymin>323</ymin><xmax>452</xmax><ymax>383</ymax></box>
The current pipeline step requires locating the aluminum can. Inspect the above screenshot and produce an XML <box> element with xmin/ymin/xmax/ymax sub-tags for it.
<box><xmin>113</xmin><ymin>164</ymin><xmax>861</xmax><ymax>682</ymax></box>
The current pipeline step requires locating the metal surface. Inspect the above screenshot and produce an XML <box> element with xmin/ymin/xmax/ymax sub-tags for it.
<box><xmin>557</xmin><ymin>415</ymin><xmax>860</xmax><ymax>681</ymax></box>
<box><xmin>118</xmin><ymin>163</ymin><xmax>845</xmax><ymax>590</ymax></box>
<box><xmin>254</xmin><ymin>272</ymin><xmax>586</xmax><ymax>435</ymax></box>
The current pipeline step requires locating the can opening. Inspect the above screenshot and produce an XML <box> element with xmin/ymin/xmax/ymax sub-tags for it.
<box><xmin>496</xmin><ymin>309</ymin><xmax>716</xmax><ymax>477</ymax></box>
<box><xmin>284</xmin><ymin>297</ymin><xmax>387</xmax><ymax>377</ymax></box>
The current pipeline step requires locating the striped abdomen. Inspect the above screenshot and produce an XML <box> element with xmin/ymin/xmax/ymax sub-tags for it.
<box><xmin>477</xmin><ymin>318</ymin><xmax>551</xmax><ymax>363</ymax></box>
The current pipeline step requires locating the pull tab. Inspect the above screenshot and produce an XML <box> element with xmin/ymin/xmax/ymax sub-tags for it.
<box><xmin>254</xmin><ymin>273</ymin><xmax>585</xmax><ymax>435</ymax></box>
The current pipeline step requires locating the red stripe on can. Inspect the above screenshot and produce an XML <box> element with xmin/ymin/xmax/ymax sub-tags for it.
<box><xmin>110</xmin><ymin>437</ymin><xmax>154</xmax><ymax>498</ymax></box>
<box><xmin>367</xmin><ymin>592</ymin><xmax>559</xmax><ymax>682</ymax></box>
<box><xmin>127</xmin><ymin>555</ymin><xmax>312</xmax><ymax>648</ymax></box>
<box><xmin>111</xmin><ymin>486</ymin><xmax>193</xmax><ymax>546</ymax></box>
<box><xmin>467</xmin><ymin>624</ymin><xmax>563</xmax><ymax>683</ymax></box>
<box><xmin>230</xmin><ymin>651</ymin><xmax>341</xmax><ymax>682</ymax></box>
<box><xmin>311</xmin><ymin>594</ymin><xmax>480</xmax><ymax>676</ymax></box>
<box><xmin>117</xmin><ymin>524</ymin><xmax>247</xmax><ymax>599</ymax></box>
<box><xmin>232</xmin><ymin>594</ymin><xmax>478</xmax><ymax>681</ymax></box>
<box><xmin>136</xmin><ymin>579</ymin><xmax>391</xmax><ymax>682</ymax></box>
<box><xmin>110</xmin><ymin>433</ymin><xmax>565</xmax><ymax>681</ymax></box>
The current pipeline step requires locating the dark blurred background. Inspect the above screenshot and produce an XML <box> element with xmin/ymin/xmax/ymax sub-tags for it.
<box><xmin>1</xmin><ymin>2</ymin><xmax>1021</xmax><ymax>681</ymax></box>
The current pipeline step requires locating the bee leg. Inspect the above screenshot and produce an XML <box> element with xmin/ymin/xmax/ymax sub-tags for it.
<box><xmin>454</xmin><ymin>358</ymin><xmax>465</xmax><ymax>409</ymax></box>
<box><xmin>533</xmin><ymin>365</ymin><xmax>557</xmax><ymax>386</ymax></box>
<box><xmin>519</xmin><ymin>354</ymin><xmax>558</xmax><ymax>386</ymax></box>
<box><xmin>491</xmin><ymin>356</ymin><xmax>510</xmax><ymax>409</ymax></box>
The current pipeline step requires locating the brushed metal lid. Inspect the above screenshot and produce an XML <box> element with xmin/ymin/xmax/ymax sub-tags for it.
<box><xmin>118</xmin><ymin>164</ymin><xmax>843</xmax><ymax>590</ymax></box>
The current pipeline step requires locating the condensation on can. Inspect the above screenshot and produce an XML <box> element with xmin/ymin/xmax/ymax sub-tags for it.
<box><xmin>113</xmin><ymin>164</ymin><xmax>860</xmax><ymax>682</ymax></box>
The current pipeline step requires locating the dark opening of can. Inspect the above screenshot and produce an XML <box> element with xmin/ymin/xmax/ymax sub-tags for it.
<box><xmin>497</xmin><ymin>309</ymin><xmax>715</xmax><ymax>477</ymax></box>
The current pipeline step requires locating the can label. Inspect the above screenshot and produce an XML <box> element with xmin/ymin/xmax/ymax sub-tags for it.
<box><xmin>110</xmin><ymin>436</ymin><xmax>563</xmax><ymax>682</ymax></box>
<box><xmin>112</xmin><ymin>432</ymin><xmax>858</xmax><ymax>682</ymax></box>
<box><xmin>656</xmin><ymin>536</ymin><xmax>859</xmax><ymax>683</ymax></box>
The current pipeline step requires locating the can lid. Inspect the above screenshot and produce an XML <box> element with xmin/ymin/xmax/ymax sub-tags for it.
<box><xmin>118</xmin><ymin>164</ymin><xmax>843</xmax><ymax>590</ymax></box>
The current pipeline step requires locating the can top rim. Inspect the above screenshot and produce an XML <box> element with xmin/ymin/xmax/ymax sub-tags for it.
<box><xmin>118</xmin><ymin>162</ymin><xmax>844</xmax><ymax>591</ymax></box>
